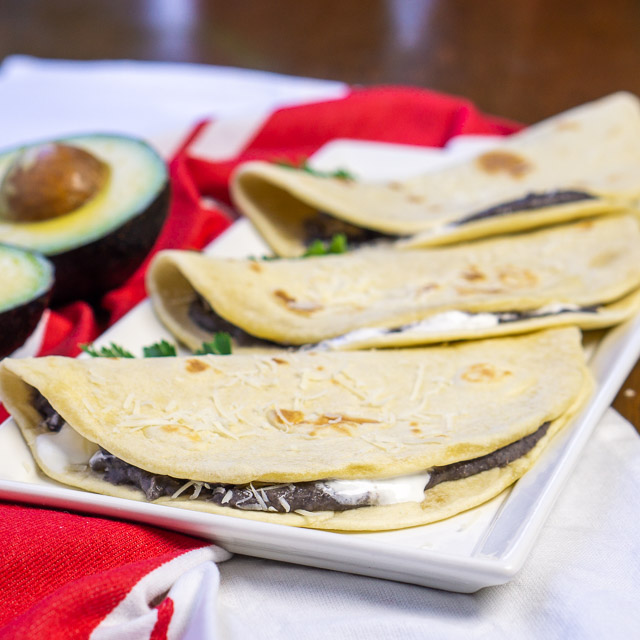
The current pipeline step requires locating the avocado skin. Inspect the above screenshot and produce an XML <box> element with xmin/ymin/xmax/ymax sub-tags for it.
<box><xmin>0</xmin><ymin>289</ymin><xmax>52</xmax><ymax>358</ymax></box>
<box><xmin>50</xmin><ymin>181</ymin><xmax>171</xmax><ymax>304</ymax></box>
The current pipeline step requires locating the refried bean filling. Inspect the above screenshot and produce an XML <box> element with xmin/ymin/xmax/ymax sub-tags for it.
<box><xmin>452</xmin><ymin>190</ymin><xmax>597</xmax><ymax>226</ymax></box>
<box><xmin>188</xmin><ymin>295</ymin><xmax>277</xmax><ymax>348</ymax></box>
<box><xmin>33</xmin><ymin>390</ymin><xmax>550</xmax><ymax>513</ymax></box>
<box><xmin>304</xmin><ymin>210</ymin><xmax>392</xmax><ymax>245</ymax></box>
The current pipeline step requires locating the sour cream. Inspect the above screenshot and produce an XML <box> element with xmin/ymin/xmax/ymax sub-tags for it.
<box><xmin>320</xmin><ymin>304</ymin><xmax>587</xmax><ymax>349</ymax></box>
<box><xmin>35</xmin><ymin>423</ymin><xmax>98</xmax><ymax>474</ymax></box>
<box><xmin>324</xmin><ymin>470</ymin><xmax>431</xmax><ymax>506</ymax></box>
<box><xmin>321</xmin><ymin>310</ymin><xmax>499</xmax><ymax>348</ymax></box>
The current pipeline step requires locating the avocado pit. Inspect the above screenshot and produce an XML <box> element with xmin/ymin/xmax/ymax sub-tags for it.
<box><xmin>0</xmin><ymin>143</ymin><xmax>109</xmax><ymax>222</ymax></box>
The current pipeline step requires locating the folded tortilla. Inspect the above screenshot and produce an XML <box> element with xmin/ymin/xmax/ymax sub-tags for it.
<box><xmin>145</xmin><ymin>213</ymin><xmax>640</xmax><ymax>351</ymax></box>
<box><xmin>0</xmin><ymin>328</ymin><xmax>592</xmax><ymax>531</ymax></box>
<box><xmin>231</xmin><ymin>92</ymin><xmax>640</xmax><ymax>255</ymax></box>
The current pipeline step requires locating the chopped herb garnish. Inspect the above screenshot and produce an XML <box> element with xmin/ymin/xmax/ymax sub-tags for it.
<box><xmin>275</xmin><ymin>159</ymin><xmax>355</xmax><ymax>181</ymax></box>
<box><xmin>303</xmin><ymin>239</ymin><xmax>327</xmax><ymax>256</ymax></box>
<box><xmin>302</xmin><ymin>233</ymin><xmax>348</xmax><ymax>257</ymax></box>
<box><xmin>251</xmin><ymin>233</ymin><xmax>349</xmax><ymax>261</ymax></box>
<box><xmin>194</xmin><ymin>332</ymin><xmax>232</xmax><ymax>355</ymax></box>
<box><xmin>142</xmin><ymin>340</ymin><xmax>177</xmax><ymax>358</ymax></box>
<box><xmin>327</xmin><ymin>232</ymin><xmax>348</xmax><ymax>254</ymax></box>
<box><xmin>80</xmin><ymin>333</ymin><xmax>232</xmax><ymax>359</ymax></box>
<box><xmin>80</xmin><ymin>342</ymin><xmax>134</xmax><ymax>358</ymax></box>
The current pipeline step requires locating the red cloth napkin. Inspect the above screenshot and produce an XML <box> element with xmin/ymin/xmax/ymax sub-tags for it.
<box><xmin>0</xmin><ymin>86</ymin><xmax>520</xmax><ymax>638</ymax></box>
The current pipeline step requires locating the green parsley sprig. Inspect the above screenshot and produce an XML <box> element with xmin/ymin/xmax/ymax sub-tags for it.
<box><xmin>142</xmin><ymin>339</ymin><xmax>177</xmax><ymax>358</ymax></box>
<box><xmin>80</xmin><ymin>332</ymin><xmax>233</xmax><ymax>358</ymax></box>
<box><xmin>275</xmin><ymin>159</ymin><xmax>355</xmax><ymax>181</ymax></box>
<box><xmin>80</xmin><ymin>342</ymin><xmax>134</xmax><ymax>358</ymax></box>
<box><xmin>194</xmin><ymin>332</ymin><xmax>232</xmax><ymax>355</ymax></box>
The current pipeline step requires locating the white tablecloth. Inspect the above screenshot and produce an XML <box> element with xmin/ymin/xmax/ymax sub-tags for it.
<box><xmin>2</xmin><ymin>57</ymin><xmax>639</xmax><ymax>639</ymax></box>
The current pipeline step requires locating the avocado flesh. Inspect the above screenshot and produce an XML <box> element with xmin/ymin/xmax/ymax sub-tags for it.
<box><xmin>0</xmin><ymin>134</ymin><xmax>169</xmax><ymax>303</ymax></box>
<box><xmin>0</xmin><ymin>243</ymin><xmax>53</xmax><ymax>357</ymax></box>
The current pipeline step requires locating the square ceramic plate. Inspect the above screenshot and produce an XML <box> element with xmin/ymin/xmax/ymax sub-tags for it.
<box><xmin>1</xmin><ymin>137</ymin><xmax>639</xmax><ymax>593</ymax></box>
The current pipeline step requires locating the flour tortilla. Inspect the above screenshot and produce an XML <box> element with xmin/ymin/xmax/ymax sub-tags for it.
<box><xmin>231</xmin><ymin>92</ymin><xmax>640</xmax><ymax>255</ymax></box>
<box><xmin>0</xmin><ymin>328</ymin><xmax>591</xmax><ymax>531</ymax></box>
<box><xmin>145</xmin><ymin>213</ymin><xmax>640</xmax><ymax>350</ymax></box>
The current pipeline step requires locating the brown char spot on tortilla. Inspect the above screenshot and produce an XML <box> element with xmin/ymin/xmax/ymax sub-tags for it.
<box><xmin>461</xmin><ymin>363</ymin><xmax>512</xmax><ymax>383</ymax></box>
<box><xmin>498</xmin><ymin>265</ymin><xmax>538</xmax><ymax>288</ymax></box>
<box><xmin>416</xmin><ymin>282</ymin><xmax>439</xmax><ymax>296</ymax></box>
<box><xmin>277</xmin><ymin>409</ymin><xmax>306</xmax><ymax>424</ymax></box>
<box><xmin>274</xmin><ymin>289</ymin><xmax>296</xmax><ymax>304</ymax></box>
<box><xmin>455</xmin><ymin>285</ymin><xmax>504</xmax><ymax>296</ymax></box>
<box><xmin>273</xmin><ymin>289</ymin><xmax>323</xmax><ymax>314</ymax></box>
<box><xmin>160</xmin><ymin>424</ymin><xmax>202</xmax><ymax>442</ymax></box>
<box><xmin>476</xmin><ymin>150</ymin><xmax>533</xmax><ymax>178</ymax></box>
<box><xmin>313</xmin><ymin>414</ymin><xmax>380</xmax><ymax>426</ymax></box>
<box><xmin>186</xmin><ymin>359</ymin><xmax>209</xmax><ymax>373</ymax></box>
<box><xmin>309</xmin><ymin>425</ymin><xmax>352</xmax><ymax>437</ymax></box>
<box><xmin>272</xmin><ymin>357</ymin><xmax>289</xmax><ymax>365</ymax></box>
<box><xmin>461</xmin><ymin>265</ymin><xmax>486</xmax><ymax>281</ymax></box>
<box><xmin>270</xmin><ymin>410</ymin><xmax>380</xmax><ymax>428</ymax></box>
<box><xmin>250</xmin><ymin>262</ymin><xmax>263</xmax><ymax>273</ymax></box>
<box><xmin>590</xmin><ymin>249</ymin><xmax>621</xmax><ymax>268</ymax></box>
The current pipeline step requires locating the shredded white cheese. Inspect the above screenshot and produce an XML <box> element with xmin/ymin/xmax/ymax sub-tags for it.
<box><xmin>249</xmin><ymin>483</ymin><xmax>268</xmax><ymax>510</ymax></box>
<box><xmin>190</xmin><ymin>482</ymin><xmax>204</xmax><ymax>500</ymax></box>
<box><xmin>123</xmin><ymin>392</ymin><xmax>136</xmax><ymax>411</ymax></box>
<box><xmin>333</xmin><ymin>372</ymin><xmax>368</xmax><ymax>400</ymax></box>
<box><xmin>410</xmin><ymin>363</ymin><xmax>426</xmax><ymax>402</ymax></box>
<box><xmin>171</xmin><ymin>480</ymin><xmax>195</xmax><ymax>499</ymax></box>
<box><xmin>278</xmin><ymin>496</ymin><xmax>291</xmax><ymax>513</ymax></box>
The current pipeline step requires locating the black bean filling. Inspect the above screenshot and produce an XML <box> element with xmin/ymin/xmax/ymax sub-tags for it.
<box><xmin>452</xmin><ymin>190</ymin><xmax>597</xmax><ymax>226</ymax></box>
<box><xmin>88</xmin><ymin>450</ymin><xmax>373</xmax><ymax>512</ymax></box>
<box><xmin>425</xmin><ymin>421</ymin><xmax>550</xmax><ymax>489</ymax></box>
<box><xmin>188</xmin><ymin>294</ymin><xmax>277</xmax><ymax>348</ymax></box>
<box><xmin>493</xmin><ymin>305</ymin><xmax>599</xmax><ymax>323</ymax></box>
<box><xmin>34</xmin><ymin>393</ymin><xmax>64</xmax><ymax>432</ymax></box>
<box><xmin>32</xmin><ymin>389</ymin><xmax>551</xmax><ymax>513</ymax></box>
<box><xmin>304</xmin><ymin>210</ymin><xmax>393</xmax><ymax>245</ymax></box>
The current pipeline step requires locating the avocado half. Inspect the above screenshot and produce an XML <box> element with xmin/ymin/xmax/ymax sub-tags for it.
<box><xmin>0</xmin><ymin>134</ymin><xmax>170</xmax><ymax>303</ymax></box>
<box><xmin>0</xmin><ymin>243</ymin><xmax>54</xmax><ymax>358</ymax></box>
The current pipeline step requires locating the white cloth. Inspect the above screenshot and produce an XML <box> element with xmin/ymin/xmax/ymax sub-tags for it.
<box><xmin>211</xmin><ymin>408</ymin><xmax>640</xmax><ymax>639</ymax></box>
<box><xmin>0</xmin><ymin>55</ymin><xmax>347</xmax><ymax>155</ymax></box>
<box><xmin>2</xmin><ymin>57</ymin><xmax>639</xmax><ymax>639</ymax></box>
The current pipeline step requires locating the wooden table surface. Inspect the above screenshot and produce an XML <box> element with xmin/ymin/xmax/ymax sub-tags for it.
<box><xmin>2</xmin><ymin>0</ymin><xmax>640</xmax><ymax>428</ymax></box>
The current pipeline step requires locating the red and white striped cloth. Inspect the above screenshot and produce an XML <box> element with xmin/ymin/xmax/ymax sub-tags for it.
<box><xmin>0</xmin><ymin>87</ymin><xmax>518</xmax><ymax>637</ymax></box>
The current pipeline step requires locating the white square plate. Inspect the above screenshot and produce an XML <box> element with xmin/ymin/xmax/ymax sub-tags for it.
<box><xmin>1</xmin><ymin>137</ymin><xmax>638</xmax><ymax>592</ymax></box>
